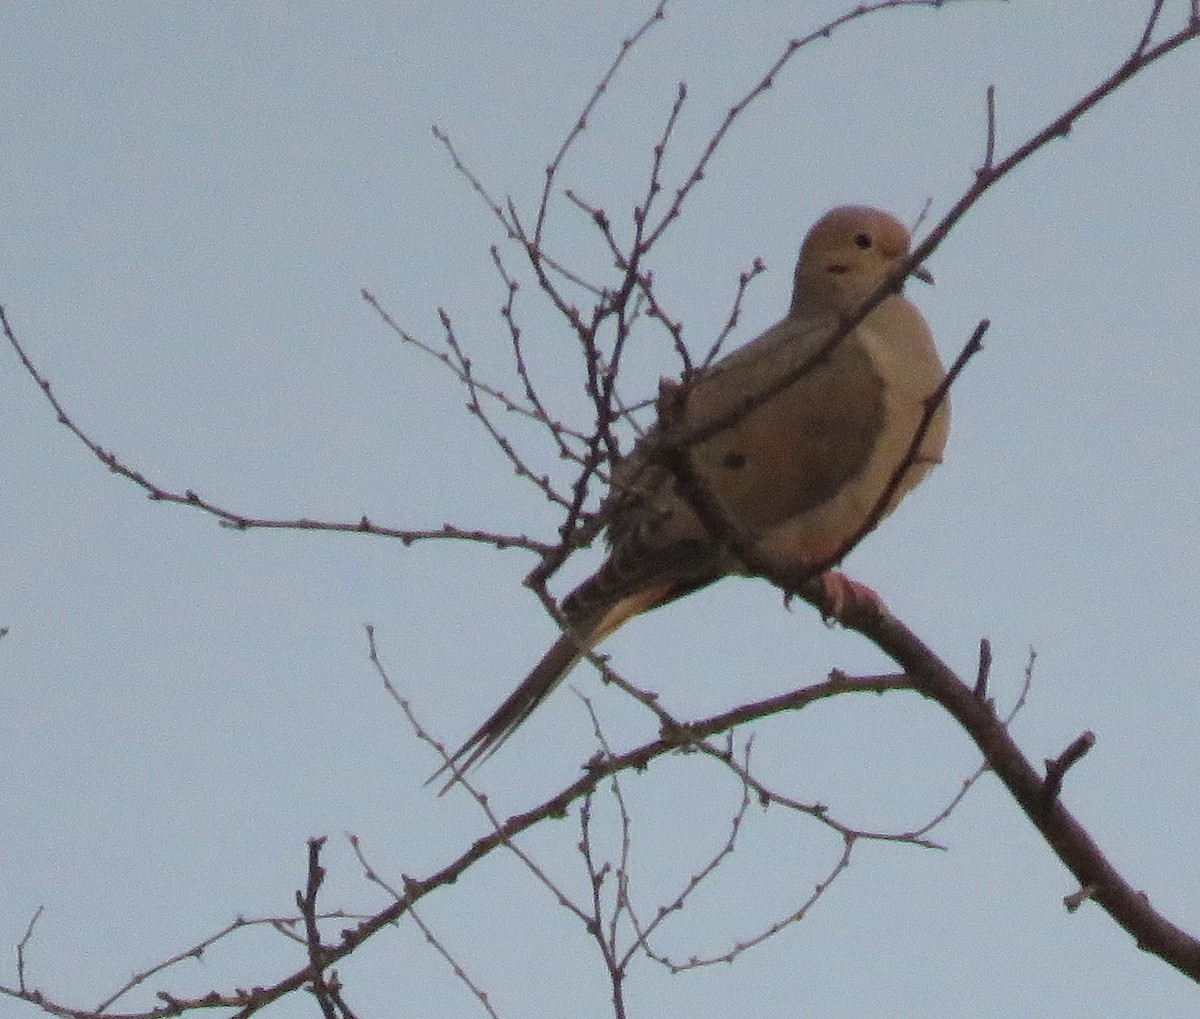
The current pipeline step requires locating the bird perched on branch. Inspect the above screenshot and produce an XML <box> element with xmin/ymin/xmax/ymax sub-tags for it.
<box><xmin>436</xmin><ymin>205</ymin><xmax>950</xmax><ymax>784</ymax></box>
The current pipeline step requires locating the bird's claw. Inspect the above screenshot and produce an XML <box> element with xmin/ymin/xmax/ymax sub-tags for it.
<box><xmin>817</xmin><ymin>570</ymin><xmax>886</xmax><ymax>625</ymax></box>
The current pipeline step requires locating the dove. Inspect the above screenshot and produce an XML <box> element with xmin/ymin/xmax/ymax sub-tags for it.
<box><xmin>436</xmin><ymin>205</ymin><xmax>949</xmax><ymax>783</ymax></box>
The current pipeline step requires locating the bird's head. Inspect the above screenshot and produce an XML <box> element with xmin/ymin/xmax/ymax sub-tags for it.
<box><xmin>790</xmin><ymin>205</ymin><xmax>930</xmax><ymax>316</ymax></box>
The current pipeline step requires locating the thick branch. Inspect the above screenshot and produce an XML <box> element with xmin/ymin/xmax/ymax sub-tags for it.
<box><xmin>847</xmin><ymin>610</ymin><xmax>1200</xmax><ymax>981</ymax></box>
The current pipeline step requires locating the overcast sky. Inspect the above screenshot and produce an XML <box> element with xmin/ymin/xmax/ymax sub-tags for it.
<box><xmin>3</xmin><ymin>3</ymin><xmax>1200</xmax><ymax>1017</ymax></box>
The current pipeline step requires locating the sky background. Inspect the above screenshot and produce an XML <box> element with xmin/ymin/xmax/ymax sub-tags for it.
<box><xmin>3</xmin><ymin>2</ymin><xmax>1200</xmax><ymax>1016</ymax></box>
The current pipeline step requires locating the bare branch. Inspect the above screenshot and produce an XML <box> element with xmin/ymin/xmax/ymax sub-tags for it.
<box><xmin>368</xmin><ymin>627</ymin><xmax>593</xmax><ymax>925</ymax></box>
<box><xmin>845</xmin><ymin>612</ymin><xmax>1200</xmax><ymax>982</ymax></box>
<box><xmin>909</xmin><ymin>648</ymin><xmax>1033</xmax><ymax>841</ymax></box>
<box><xmin>981</xmin><ymin>83</ymin><xmax>997</xmax><ymax>172</ymax></box>
<box><xmin>431</xmin><ymin>126</ymin><xmax>601</xmax><ymax>295</ymax></box>
<box><xmin>1135</xmin><ymin>0</ymin><xmax>1168</xmax><ymax>57</ymax></box>
<box><xmin>642</xmin><ymin>0</ymin><xmax>987</xmax><ymax>250</ymax></box>
<box><xmin>811</xmin><ymin>319</ymin><xmax>987</xmax><ymax>581</ymax></box>
<box><xmin>905</xmin><ymin>11</ymin><xmax>1200</xmax><ymax>281</ymax></box>
<box><xmin>490</xmin><ymin>246</ymin><xmax>583</xmax><ymax>465</ymax></box>
<box><xmin>362</xmin><ymin>288</ymin><xmax>592</xmax><ymax>443</ymax></box>
<box><xmin>534</xmin><ymin>2</ymin><xmax>667</xmax><ymax>249</ymax></box>
<box><xmin>974</xmin><ymin>637</ymin><xmax>993</xmax><ymax>698</ymax></box>
<box><xmin>296</xmin><ymin>837</ymin><xmax>339</xmax><ymax>1019</ymax></box>
<box><xmin>438</xmin><ymin>307</ymin><xmax>577</xmax><ymax>511</ymax></box>
<box><xmin>635</xmin><ymin>80</ymin><xmax>689</xmax><ymax>240</ymax></box>
<box><xmin>623</xmin><ymin>752</ymin><xmax>754</xmax><ymax>969</ymax></box>
<box><xmin>657</xmin><ymin>834</ymin><xmax>857</xmax><ymax>971</ymax></box>
<box><xmin>1043</xmin><ymin>731</ymin><xmax>1097</xmax><ymax>802</ymax></box>
<box><xmin>16</xmin><ymin>906</ymin><xmax>43</xmax><ymax>994</ymax></box>
<box><xmin>3</xmin><ymin>906</ymin><xmax>365</xmax><ymax>1018</ymax></box>
<box><xmin>697</xmin><ymin>257</ymin><xmax>767</xmax><ymax>371</ymax></box>
<box><xmin>0</xmin><ymin>306</ymin><xmax>549</xmax><ymax>555</ymax></box>
<box><xmin>1065</xmin><ymin>883</ymin><xmax>1099</xmax><ymax>913</ymax></box>
<box><xmin>350</xmin><ymin>833</ymin><xmax>508</xmax><ymax>1018</ymax></box>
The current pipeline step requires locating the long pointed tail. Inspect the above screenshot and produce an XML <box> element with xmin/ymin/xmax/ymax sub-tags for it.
<box><xmin>431</xmin><ymin>628</ymin><xmax>590</xmax><ymax>789</ymax></box>
<box><xmin>430</xmin><ymin>584</ymin><xmax>671</xmax><ymax>792</ymax></box>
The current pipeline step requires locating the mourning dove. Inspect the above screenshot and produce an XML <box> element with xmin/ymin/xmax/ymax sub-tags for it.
<box><xmin>437</xmin><ymin>205</ymin><xmax>949</xmax><ymax>781</ymax></box>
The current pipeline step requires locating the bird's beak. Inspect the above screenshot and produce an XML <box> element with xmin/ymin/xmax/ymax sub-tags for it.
<box><xmin>912</xmin><ymin>264</ymin><xmax>934</xmax><ymax>285</ymax></box>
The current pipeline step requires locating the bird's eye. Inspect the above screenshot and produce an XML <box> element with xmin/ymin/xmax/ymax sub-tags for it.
<box><xmin>854</xmin><ymin>233</ymin><xmax>872</xmax><ymax>249</ymax></box>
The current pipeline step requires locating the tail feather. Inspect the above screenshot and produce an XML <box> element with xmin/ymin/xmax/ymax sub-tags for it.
<box><xmin>428</xmin><ymin>627</ymin><xmax>592</xmax><ymax>793</ymax></box>
<box><xmin>430</xmin><ymin>586</ymin><xmax>671</xmax><ymax>792</ymax></box>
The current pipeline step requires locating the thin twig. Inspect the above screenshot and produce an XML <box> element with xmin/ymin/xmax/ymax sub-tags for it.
<box><xmin>698</xmin><ymin>257</ymin><xmax>767</xmax><ymax>371</ymax></box>
<box><xmin>623</xmin><ymin>752</ymin><xmax>753</xmax><ymax>968</ymax></box>
<box><xmin>534</xmin><ymin>2</ymin><xmax>667</xmax><ymax>250</ymax></box>
<box><xmin>93</xmin><ymin>910</ymin><xmax>366</xmax><ymax>1014</ymax></box>
<box><xmin>655</xmin><ymin>834</ymin><xmax>857</xmax><ymax>971</ymax></box>
<box><xmin>362</xmin><ymin>288</ymin><xmax>592</xmax><ymax>442</ymax></box>
<box><xmin>16</xmin><ymin>906</ymin><xmax>43</xmax><ymax>994</ymax></box>
<box><xmin>490</xmin><ymin>246</ymin><xmax>581</xmax><ymax>465</ymax></box>
<box><xmin>815</xmin><ymin>319</ymin><xmax>988</xmax><ymax>578</ymax></box>
<box><xmin>641</xmin><ymin>0</ymin><xmax>983</xmax><ymax>251</ymax></box>
<box><xmin>297</xmin><ymin>838</ymin><xmax>339</xmax><ymax>1019</ymax></box>
<box><xmin>1043</xmin><ymin>731</ymin><xmax>1097</xmax><ymax>802</ymax></box>
<box><xmin>347</xmin><ymin>834</ymin><xmax>500</xmax><ymax>1019</ymax></box>
<box><xmin>1134</xmin><ymin>0</ymin><xmax>1167</xmax><ymax>57</ymax></box>
<box><xmin>982</xmin><ymin>83</ymin><xmax>997</xmax><ymax>171</ymax></box>
<box><xmin>1</xmin><ymin>306</ymin><xmax>550</xmax><ymax>555</ymax></box>
<box><xmin>974</xmin><ymin>637</ymin><xmax>993</xmax><ymax>698</ymax></box>
<box><xmin>439</xmin><ymin>307</ymin><xmax>576</xmax><ymax>511</ymax></box>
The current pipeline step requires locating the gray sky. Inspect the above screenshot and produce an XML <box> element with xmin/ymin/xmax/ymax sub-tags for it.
<box><xmin>3</xmin><ymin>3</ymin><xmax>1200</xmax><ymax>1016</ymax></box>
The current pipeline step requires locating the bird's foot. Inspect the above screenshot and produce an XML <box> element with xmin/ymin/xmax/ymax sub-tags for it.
<box><xmin>817</xmin><ymin>571</ymin><xmax>886</xmax><ymax>625</ymax></box>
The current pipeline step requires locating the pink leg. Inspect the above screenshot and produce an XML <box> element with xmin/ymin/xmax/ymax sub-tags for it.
<box><xmin>817</xmin><ymin>570</ymin><xmax>887</xmax><ymax>624</ymax></box>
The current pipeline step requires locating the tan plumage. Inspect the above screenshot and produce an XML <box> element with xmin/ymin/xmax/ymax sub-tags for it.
<box><xmin>436</xmin><ymin>205</ymin><xmax>949</xmax><ymax>783</ymax></box>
